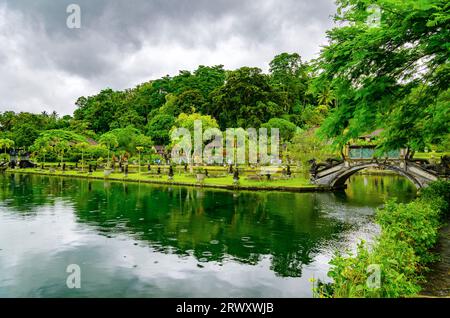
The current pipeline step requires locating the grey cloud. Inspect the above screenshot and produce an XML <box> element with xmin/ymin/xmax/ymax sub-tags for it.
<box><xmin>0</xmin><ymin>0</ymin><xmax>336</xmax><ymax>114</ymax></box>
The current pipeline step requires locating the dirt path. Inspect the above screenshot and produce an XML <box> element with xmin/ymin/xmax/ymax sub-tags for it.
<box><xmin>420</xmin><ymin>221</ymin><xmax>450</xmax><ymax>297</ymax></box>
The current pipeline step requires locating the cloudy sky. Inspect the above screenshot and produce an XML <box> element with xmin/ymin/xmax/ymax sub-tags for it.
<box><xmin>0</xmin><ymin>0</ymin><xmax>336</xmax><ymax>115</ymax></box>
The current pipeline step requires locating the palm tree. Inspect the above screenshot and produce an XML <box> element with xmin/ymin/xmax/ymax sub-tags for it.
<box><xmin>318</xmin><ymin>87</ymin><xmax>336</xmax><ymax>108</ymax></box>
<box><xmin>0</xmin><ymin>138</ymin><xmax>15</xmax><ymax>155</ymax></box>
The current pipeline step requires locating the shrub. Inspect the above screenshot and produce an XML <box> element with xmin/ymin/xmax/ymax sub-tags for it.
<box><xmin>325</xmin><ymin>238</ymin><xmax>421</xmax><ymax>298</ymax></box>
<box><xmin>377</xmin><ymin>200</ymin><xmax>441</xmax><ymax>263</ymax></box>
<box><xmin>371</xmin><ymin>238</ymin><xmax>421</xmax><ymax>298</ymax></box>
<box><xmin>420</xmin><ymin>180</ymin><xmax>450</xmax><ymax>216</ymax></box>
<box><xmin>319</xmin><ymin>180</ymin><xmax>450</xmax><ymax>298</ymax></box>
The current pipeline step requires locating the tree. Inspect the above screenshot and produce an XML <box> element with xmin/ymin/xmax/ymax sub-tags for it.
<box><xmin>0</xmin><ymin>111</ymin><xmax>17</xmax><ymax>132</ymax></box>
<box><xmin>172</xmin><ymin>113</ymin><xmax>219</xmax><ymax>132</ymax></box>
<box><xmin>69</xmin><ymin>66</ymin><xmax>225</xmax><ymax>136</ymax></box>
<box><xmin>146</xmin><ymin>114</ymin><xmax>175</xmax><ymax>145</ymax></box>
<box><xmin>301</xmin><ymin>105</ymin><xmax>330</xmax><ymax>129</ymax></box>
<box><xmin>290</xmin><ymin>129</ymin><xmax>336</xmax><ymax>168</ymax></box>
<box><xmin>136</xmin><ymin>147</ymin><xmax>144</xmax><ymax>175</ymax></box>
<box><xmin>54</xmin><ymin>140</ymin><xmax>70</xmax><ymax>166</ymax></box>
<box><xmin>100</xmin><ymin>126</ymin><xmax>141</xmax><ymax>154</ymax></box>
<box><xmin>269</xmin><ymin>53</ymin><xmax>310</xmax><ymax>112</ymax></box>
<box><xmin>85</xmin><ymin>144</ymin><xmax>108</xmax><ymax>162</ymax></box>
<box><xmin>75</xmin><ymin>142</ymin><xmax>90</xmax><ymax>172</ymax></box>
<box><xmin>170</xmin><ymin>113</ymin><xmax>220</xmax><ymax>165</ymax></box>
<box><xmin>316</xmin><ymin>86</ymin><xmax>336</xmax><ymax>108</ymax></box>
<box><xmin>261</xmin><ymin>118</ymin><xmax>298</xmax><ymax>142</ymax></box>
<box><xmin>115</xmin><ymin>110</ymin><xmax>145</xmax><ymax>130</ymax></box>
<box><xmin>74</xmin><ymin>89</ymin><xmax>119</xmax><ymax>134</ymax></box>
<box><xmin>134</xmin><ymin>134</ymin><xmax>153</xmax><ymax>174</ymax></box>
<box><xmin>134</xmin><ymin>134</ymin><xmax>153</xmax><ymax>150</ymax></box>
<box><xmin>315</xmin><ymin>0</ymin><xmax>450</xmax><ymax>152</ymax></box>
<box><xmin>32</xmin><ymin>130</ymin><xmax>87</xmax><ymax>163</ymax></box>
<box><xmin>99</xmin><ymin>132</ymin><xmax>119</xmax><ymax>168</ymax></box>
<box><xmin>210</xmin><ymin>67</ymin><xmax>282</xmax><ymax>129</ymax></box>
<box><xmin>11</xmin><ymin>123</ymin><xmax>40</xmax><ymax>148</ymax></box>
<box><xmin>192</xmin><ymin>65</ymin><xmax>226</xmax><ymax>100</ymax></box>
<box><xmin>69</xmin><ymin>120</ymin><xmax>96</xmax><ymax>138</ymax></box>
<box><xmin>0</xmin><ymin>138</ymin><xmax>14</xmax><ymax>155</ymax></box>
<box><xmin>173</xmin><ymin>90</ymin><xmax>205</xmax><ymax>116</ymax></box>
<box><xmin>158</xmin><ymin>94</ymin><xmax>179</xmax><ymax>117</ymax></box>
<box><xmin>31</xmin><ymin>136</ymin><xmax>52</xmax><ymax>164</ymax></box>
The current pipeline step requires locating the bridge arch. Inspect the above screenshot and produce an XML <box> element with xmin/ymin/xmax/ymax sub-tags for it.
<box><xmin>330</xmin><ymin>163</ymin><xmax>423</xmax><ymax>189</ymax></box>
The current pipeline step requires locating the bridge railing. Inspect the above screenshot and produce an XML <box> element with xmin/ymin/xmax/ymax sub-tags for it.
<box><xmin>346</xmin><ymin>145</ymin><xmax>402</xmax><ymax>160</ymax></box>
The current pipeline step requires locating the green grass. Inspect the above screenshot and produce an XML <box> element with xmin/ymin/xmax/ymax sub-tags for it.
<box><xmin>33</xmin><ymin>162</ymin><xmax>305</xmax><ymax>172</ymax></box>
<box><xmin>8</xmin><ymin>167</ymin><xmax>317</xmax><ymax>191</ymax></box>
<box><xmin>414</xmin><ymin>152</ymin><xmax>450</xmax><ymax>160</ymax></box>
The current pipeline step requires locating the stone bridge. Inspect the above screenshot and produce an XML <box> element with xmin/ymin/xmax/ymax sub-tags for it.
<box><xmin>310</xmin><ymin>159</ymin><xmax>447</xmax><ymax>189</ymax></box>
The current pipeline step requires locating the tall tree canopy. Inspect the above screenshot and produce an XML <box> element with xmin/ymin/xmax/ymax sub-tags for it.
<box><xmin>210</xmin><ymin>67</ymin><xmax>283</xmax><ymax>129</ymax></box>
<box><xmin>315</xmin><ymin>0</ymin><xmax>449</xmax><ymax>151</ymax></box>
<box><xmin>70</xmin><ymin>56</ymin><xmax>321</xmax><ymax>143</ymax></box>
<box><xmin>0</xmin><ymin>111</ymin><xmax>72</xmax><ymax>148</ymax></box>
<box><xmin>269</xmin><ymin>53</ymin><xmax>311</xmax><ymax>113</ymax></box>
<box><xmin>146</xmin><ymin>114</ymin><xmax>176</xmax><ymax>145</ymax></box>
<box><xmin>73</xmin><ymin>65</ymin><xmax>226</xmax><ymax>135</ymax></box>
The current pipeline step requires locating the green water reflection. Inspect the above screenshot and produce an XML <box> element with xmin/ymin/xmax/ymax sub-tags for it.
<box><xmin>0</xmin><ymin>173</ymin><xmax>416</xmax><ymax>297</ymax></box>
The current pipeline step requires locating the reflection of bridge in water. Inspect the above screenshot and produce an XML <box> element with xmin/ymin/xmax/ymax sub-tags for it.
<box><xmin>310</xmin><ymin>146</ymin><xmax>449</xmax><ymax>189</ymax></box>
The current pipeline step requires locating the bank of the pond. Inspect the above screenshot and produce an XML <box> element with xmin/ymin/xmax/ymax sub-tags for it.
<box><xmin>420</xmin><ymin>222</ymin><xmax>450</xmax><ymax>297</ymax></box>
<box><xmin>314</xmin><ymin>180</ymin><xmax>450</xmax><ymax>298</ymax></box>
<box><xmin>4</xmin><ymin>168</ymin><xmax>339</xmax><ymax>193</ymax></box>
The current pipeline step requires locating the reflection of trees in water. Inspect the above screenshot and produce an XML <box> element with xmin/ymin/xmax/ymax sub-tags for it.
<box><xmin>338</xmin><ymin>175</ymin><xmax>416</xmax><ymax>207</ymax></box>
<box><xmin>0</xmin><ymin>174</ymin><xmax>68</xmax><ymax>213</ymax></box>
<box><xmin>270</xmin><ymin>237</ymin><xmax>316</xmax><ymax>278</ymax></box>
<box><xmin>78</xmin><ymin>183</ymin><xmax>348</xmax><ymax>278</ymax></box>
<box><xmin>0</xmin><ymin>174</ymin><xmax>348</xmax><ymax>278</ymax></box>
<box><xmin>1</xmin><ymin>174</ymin><xmax>416</xmax><ymax>278</ymax></box>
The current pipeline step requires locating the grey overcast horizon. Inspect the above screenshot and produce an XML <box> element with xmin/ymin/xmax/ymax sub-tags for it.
<box><xmin>0</xmin><ymin>0</ymin><xmax>336</xmax><ymax>116</ymax></box>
